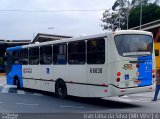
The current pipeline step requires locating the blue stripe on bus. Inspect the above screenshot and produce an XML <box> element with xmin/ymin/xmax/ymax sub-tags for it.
<box><xmin>6</xmin><ymin>65</ymin><xmax>23</xmax><ymax>88</ymax></box>
<box><xmin>138</xmin><ymin>55</ymin><xmax>152</xmax><ymax>86</ymax></box>
<box><xmin>6</xmin><ymin>46</ymin><xmax>22</xmax><ymax>51</ymax></box>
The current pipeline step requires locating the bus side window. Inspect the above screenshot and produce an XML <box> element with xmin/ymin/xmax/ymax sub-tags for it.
<box><xmin>87</xmin><ymin>38</ymin><xmax>105</xmax><ymax>64</ymax></box>
<box><xmin>20</xmin><ymin>49</ymin><xmax>28</xmax><ymax>65</ymax></box>
<box><xmin>13</xmin><ymin>50</ymin><xmax>20</xmax><ymax>65</ymax></box>
<box><xmin>68</xmin><ymin>41</ymin><xmax>86</xmax><ymax>64</ymax></box>
<box><xmin>29</xmin><ymin>47</ymin><xmax>39</xmax><ymax>65</ymax></box>
<box><xmin>5</xmin><ymin>51</ymin><xmax>13</xmax><ymax>74</ymax></box>
<box><xmin>53</xmin><ymin>44</ymin><xmax>67</xmax><ymax>64</ymax></box>
<box><xmin>40</xmin><ymin>45</ymin><xmax>52</xmax><ymax>65</ymax></box>
<box><xmin>155</xmin><ymin>50</ymin><xmax>159</xmax><ymax>56</ymax></box>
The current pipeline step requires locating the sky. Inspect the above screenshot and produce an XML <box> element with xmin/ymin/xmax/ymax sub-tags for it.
<box><xmin>0</xmin><ymin>0</ymin><xmax>115</xmax><ymax>40</ymax></box>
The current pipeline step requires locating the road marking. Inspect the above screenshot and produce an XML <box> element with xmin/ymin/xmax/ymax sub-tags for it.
<box><xmin>33</xmin><ymin>93</ymin><xmax>43</xmax><ymax>96</ymax></box>
<box><xmin>59</xmin><ymin>106</ymin><xmax>84</xmax><ymax>108</ymax></box>
<box><xmin>104</xmin><ymin>96</ymin><xmax>157</xmax><ymax>103</ymax></box>
<box><xmin>1</xmin><ymin>85</ymin><xmax>16</xmax><ymax>93</ymax></box>
<box><xmin>17</xmin><ymin>90</ymin><xmax>25</xmax><ymax>94</ymax></box>
<box><xmin>72</xmin><ymin>106</ymin><xmax>84</xmax><ymax>109</ymax></box>
<box><xmin>1</xmin><ymin>86</ymin><xmax>10</xmax><ymax>93</ymax></box>
<box><xmin>148</xmin><ymin>101</ymin><xmax>160</xmax><ymax>104</ymax></box>
<box><xmin>104</xmin><ymin>97</ymin><xmax>134</xmax><ymax>102</ymax></box>
<box><xmin>60</xmin><ymin>106</ymin><xmax>73</xmax><ymax>108</ymax></box>
<box><xmin>120</xmin><ymin>98</ymin><xmax>160</xmax><ymax>104</ymax></box>
<box><xmin>116</xmin><ymin>98</ymin><xmax>134</xmax><ymax>102</ymax></box>
<box><xmin>16</xmin><ymin>103</ymin><xmax>39</xmax><ymax>106</ymax></box>
<box><xmin>120</xmin><ymin>95</ymin><xmax>128</xmax><ymax>98</ymax></box>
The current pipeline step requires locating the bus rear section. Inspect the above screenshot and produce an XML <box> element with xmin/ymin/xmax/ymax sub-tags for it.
<box><xmin>108</xmin><ymin>32</ymin><xmax>155</xmax><ymax>96</ymax></box>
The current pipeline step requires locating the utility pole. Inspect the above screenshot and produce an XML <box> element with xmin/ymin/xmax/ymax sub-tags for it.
<box><xmin>119</xmin><ymin>0</ymin><xmax>122</xmax><ymax>29</ymax></box>
<box><xmin>140</xmin><ymin>0</ymin><xmax>142</xmax><ymax>29</ymax></box>
<box><xmin>127</xmin><ymin>0</ymin><xmax>130</xmax><ymax>30</ymax></box>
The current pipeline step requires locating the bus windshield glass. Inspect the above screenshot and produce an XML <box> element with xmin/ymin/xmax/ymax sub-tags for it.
<box><xmin>115</xmin><ymin>34</ymin><xmax>153</xmax><ymax>57</ymax></box>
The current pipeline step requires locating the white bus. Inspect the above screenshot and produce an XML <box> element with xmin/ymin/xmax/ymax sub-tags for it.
<box><xmin>6</xmin><ymin>30</ymin><xmax>155</xmax><ymax>98</ymax></box>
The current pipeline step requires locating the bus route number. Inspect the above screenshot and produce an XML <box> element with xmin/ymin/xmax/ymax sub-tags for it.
<box><xmin>90</xmin><ymin>68</ymin><xmax>102</xmax><ymax>74</ymax></box>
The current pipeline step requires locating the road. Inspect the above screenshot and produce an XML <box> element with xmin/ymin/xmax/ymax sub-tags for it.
<box><xmin>0</xmin><ymin>76</ymin><xmax>160</xmax><ymax>119</ymax></box>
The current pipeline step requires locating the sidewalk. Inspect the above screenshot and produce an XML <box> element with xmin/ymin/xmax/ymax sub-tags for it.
<box><xmin>103</xmin><ymin>91</ymin><xmax>160</xmax><ymax>102</ymax></box>
<box><xmin>129</xmin><ymin>91</ymin><xmax>154</xmax><ymax>98</ymax></box>
<box><xmin>0</xmin><ymin>75</ymin><xmax>6</xmax><ymax>85</ymax></box>
<box><xmin>129</xmin><ymin>91</ymin><xmax>160</xmax><ymax>99</ymax></box>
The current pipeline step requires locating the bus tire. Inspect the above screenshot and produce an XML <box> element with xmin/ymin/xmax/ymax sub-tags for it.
<box><xmin>14</xmin><ymin>76</ymin><xmax>21</xmax><ymax>90</ymax></box>
<box><xmin>55</xmin><ymin>79</ymin><xmax>67</xmax><ymax>99</ymax></box>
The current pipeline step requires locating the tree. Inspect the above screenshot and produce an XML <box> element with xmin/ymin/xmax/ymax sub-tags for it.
<box><xmin>131</xmin><ymin>0</ymin><xmax>150</xmax><ymax>7</ymax></box>
<box><xmin>101</xmin><ymin>0</ymin><xmax>160</xmax><ymax>30</ymax></box>
<box><xmin>154</xmin><ymin>0</ymin><xmax>160</xmax><ymax>4</ymax></box>
<box><xmin>101</xmin><ymin>0</ymin><xmax>129</xmax><ymax>30</ymax></box>
<box><xmin>101</xmin><ymin>9</ymin><xmax>119</xmax><ymax>30</ymax></box>
<box><xmin>128</xmin><ymin>3</ymin><xmax>160</xmax><ymax>28</ymax></box>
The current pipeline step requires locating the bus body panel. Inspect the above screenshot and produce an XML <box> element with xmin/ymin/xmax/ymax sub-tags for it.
<box><xmin>65</xmin><ymin>65</ymin><xmax>88</xmax><ymax>97</ymax></box>
<box><xmin>7</xmin><ymin>65</ymin><xmax>23</xmax><ymax>87</ymax></box>
<box><xmin>23</xmin><ymin>65</ymin><xmax>89</xmax><ymax>97</ymax></box>
<box><xmin>87</xmin><ymin>37</ymin><xmax>109</xmax><ymax>97</ymax></box>
<box><xmin>23</xmin><ymin>65</ymin><xmax>55</xmax><ymax>92</ymax></box>
<box><xmin>87</xmin><ymin>64</ymin><xmax>109</xmax><ymax>97</ymax></box>
<box><xmin>137</xmin><ymin>55</ymin><xmax>152</xmax><ymax>86</ymax></box>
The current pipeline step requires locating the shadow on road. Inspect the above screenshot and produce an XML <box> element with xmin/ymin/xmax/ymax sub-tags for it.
<box><xmin>66</xmin><ymin>96</ymin><xmax>141</xmax><ymax>109</ymax></box>
<box><xmin>8</xmin><ymin>88</ymin><xmax>141</xmax><ymax>109</ymax></box>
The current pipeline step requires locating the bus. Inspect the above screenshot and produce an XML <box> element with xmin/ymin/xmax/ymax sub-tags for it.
<box><xmin>5</xmin><ymin>30</ymin><xmax>155</xmax><ymax>98</ymax></box>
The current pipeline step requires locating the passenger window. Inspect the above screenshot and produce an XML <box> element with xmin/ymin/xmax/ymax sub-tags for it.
<box><xmin>6</xmin><ymin>51</ymin><xmax>13</xmax><ymax>74</ymax></box>
<box><xmin>20</xmin><ymin>49</ymin><xmax>28</xmax><ymax>65</ymax></box>
<box><xmin>13</xmin><ymin>50</ymin><xmax>20</xmax><ymax>65</ymax></box>
<box><xmin>53</xmin><ymin>44</ymin><xmax>67</xmax><ymax>64</ymax></box>
<box><xmin>155</xmin><ymin>50</ymin><xmax>159</xmax><ymax>56</ymax></box>
<box><xmin>40</xmin><ymin>46</ymin><xmax>52</xmax><ymax>65</ymax></box>
<box><xmin>29</xmin><ymin>47</ymin><xmax>39</xmax><ymax>65</ymax></box>
<box><xmin>68</xmin><ymin>41</ymin><xmax>86</xmax><ymax>64</ymax></box>
<box><xmin>87</xmin><ymin>38</ymin><xmax>105</xmax><ymax>64</ymax></box>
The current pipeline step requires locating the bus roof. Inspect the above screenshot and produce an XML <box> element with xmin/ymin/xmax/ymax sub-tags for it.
<box><xmin>6</xmin><ymin>30</ymin><xmax>152</xmax><ymax>51</ymax></box>
<box><xmin>114</xmin><ymin>30</ymin><xmax>152</xmax><ymax>36</ymax></box>
<box><xmin>6</xmin><ymin>46</ymin><xmax>22</xmax><ymax>51</ymax></box>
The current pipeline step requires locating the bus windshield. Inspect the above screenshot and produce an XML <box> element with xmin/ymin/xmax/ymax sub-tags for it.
<box><xmin>115</xmin><ymin>34</ymin><xmax>153</xmax><ymax>57</ymax></box>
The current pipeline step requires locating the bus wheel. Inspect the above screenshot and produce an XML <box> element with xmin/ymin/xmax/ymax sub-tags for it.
<box><xmin>55</xmin><ymin>80</ymin><xmax>67</xmax><ymax>99</ymax></box>
<box><xmin>14</xmin><ymin>76</ymin><xmax>21</xmax><ymax>90</ymax></box>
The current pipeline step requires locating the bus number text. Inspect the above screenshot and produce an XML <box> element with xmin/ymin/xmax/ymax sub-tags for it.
<box><xmin>90</xmin><ymin>68</ymin><xmax>102</xmax><ymax>74</ymax></box>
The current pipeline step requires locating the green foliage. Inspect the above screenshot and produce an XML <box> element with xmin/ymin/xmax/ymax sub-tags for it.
<box><xmin>131</xmin><ymin>0</ymin><xmax>150</xmax><ymax>7</ymax></box>
<box><xmin>154</xmin><ymin>0</ymin><xmax>160</xmax><ymax>4</ymax></box>
<box><xmin>129</xmin><ymin>3</ymin><xmax>160</xmax><ymax>28</ymax></box>
<box><xmin>101</xmin><ymin>0</ymin><xmax>160</xmax><ymax>30</ymax></box>
<box><xmin>101</xmin><ymin>0</ymin><xmax>129</xmax><ymax>30</ymax></box>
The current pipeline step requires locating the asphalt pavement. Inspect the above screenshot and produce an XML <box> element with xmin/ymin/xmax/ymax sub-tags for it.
<box><xmin>0</xmin><ymin>75</ymin><xmax>160</xmax><ymax>119</ymax></box>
